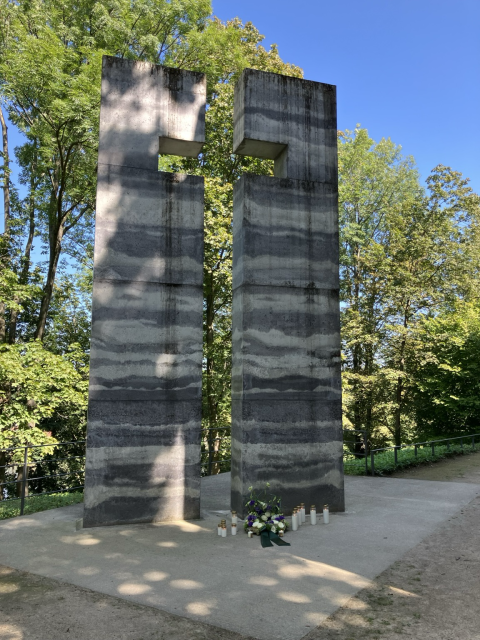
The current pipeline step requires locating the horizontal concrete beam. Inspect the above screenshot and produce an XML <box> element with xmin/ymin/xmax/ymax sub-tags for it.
<box><xmin>98</xmin><ymin>56</ymin><xmax>206</xmax><ymax>170</ymax></box>
<box><xmin>233</xmin><ymin>68</ymin><xmax>337</xmax><ymax>183</ymax></box>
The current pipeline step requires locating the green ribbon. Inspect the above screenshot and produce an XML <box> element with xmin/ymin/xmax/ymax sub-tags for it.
<box><xmin>260</xmin><ymin>530</ymin><xmax>291</xmax><ymax>548</ymax></box>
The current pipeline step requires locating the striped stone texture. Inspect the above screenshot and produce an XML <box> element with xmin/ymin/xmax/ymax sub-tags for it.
<box><xmin>231</xmin><ymin>70</ymin><xmax>344</xmax><ymax>516</ymax></box>
<box><xmin>84</xmin><ymin>57</ymin><xmax>205</xmax><ymax>527</ymax></box>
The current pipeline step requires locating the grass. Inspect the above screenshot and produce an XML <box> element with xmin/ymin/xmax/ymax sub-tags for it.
<box><xmin>0</xmin><ymin>491</ymin><xmax>84</xmax><ymax>520</ymax></box>
<box><xmin>344</xmin><ymin>440</ymin><xmax>480</xmax><ymax>476</ymax></box>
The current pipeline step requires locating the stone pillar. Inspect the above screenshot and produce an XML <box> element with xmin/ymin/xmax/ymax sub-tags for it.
<box><xmin>231</xmin><ymin>69</ymin><xmax>344</xmax><ymax>516</ymax></box>
<box><xmin>83</xmin><ymin>57</ymin><xmax>206</xmax><ymax>527</ymax></box>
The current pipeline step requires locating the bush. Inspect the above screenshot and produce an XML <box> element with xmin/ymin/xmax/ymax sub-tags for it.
<box><xmin>0</xmin><ymin>491</ymin><xmax>83</xmax><ymax>520</ymax></box>
<box><xmin>344</xmin><ymin>440</ymin><xmax>480</xmax><ymax>476</ymax></box>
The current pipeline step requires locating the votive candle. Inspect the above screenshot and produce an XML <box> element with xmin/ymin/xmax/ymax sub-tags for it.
<box><xmin>248</xmin><ymin>530</ymin><xmax>253</xmax><ymax>538</ymax></box>
<box><xmin>221</xmin><ymin>525</ymin><xmax>227</xmax><ymax>537</ymax></box>
<box><xmin>300</xmin><ymin>503</ymin><xmax>306</xmax><ymax>523</ymax></box>
<box><xmin>323</xmin><ymin>504</ymin><xmax>330</xmax><ymax>524</ymax></box>
<box><xmin>292</xmin><ymin>509</ymin><xmax>298</xmax><ymax>531</ymax></box>
<box><xmin>217</xmin><ymin>522</ymin><xmax>222</xmax><ymax>536</ymax></box>
<box><xmin>231</xmin><ymin>510</ymin><xmax>238</xmax><ymax>525</ymax></box>
<box><xmin>231</xmin><ymin>523</ymin><xmax>237</xmax><ymax>535</ymax></box>
<box><xmin>310</xmin><ymin>505</ymin><xmax>317</xmax><ymax>525</ymax></box>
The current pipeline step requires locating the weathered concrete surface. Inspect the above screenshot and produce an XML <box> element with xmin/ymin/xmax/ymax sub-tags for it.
<box><xmin>231</xmin><ymin>69</ymin><xmax>343</xmax><ymax>516</ymax></box>
<box><xmin>233</xmin><ymin>69</ymin><xmax>337</xmax><ymax>182</ymax></box>
<box><xmin>84</xmin><ymin>57</ymin><xmax>206</xmax><ymax>527</ymax></box>
<box><xmin>1</xmin><ymin>475</ymin><xmax>479</xmax><ymax>640</ymax></box>
<box><xmin>98</xmin><ymin>56</ymin><xmax>206</xmax><ymax>169</ymax></box>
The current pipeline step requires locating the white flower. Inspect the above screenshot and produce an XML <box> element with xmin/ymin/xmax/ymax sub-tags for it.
<box><xmin>265</xmin><ymin>511</ymin><xmax>271</xmax><ymax>518</ymax></box>
<box><xmin>277</xmin><ymin>522</ymin><xmax>285</xmax><ymax>529</ymax></box>
<box><xmin>261</xmin><ymin>515</ymin><xmax>268</xmax><ymax>521</ymax></box>
<box><xmin>252</xmin><ymin>520</ymin><xmax>261</xmax><ymax>527</ymax></box>
<box><xmin>271</xmin><ymin>526</ymin><xmax>277</xmax><ymax>533</ymax></box>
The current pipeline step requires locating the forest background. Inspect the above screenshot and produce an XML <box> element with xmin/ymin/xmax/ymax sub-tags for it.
<box><xmin>1</xmin><ymin>0</ymin><xmax>479</xmax><ymax>478</ymax></box>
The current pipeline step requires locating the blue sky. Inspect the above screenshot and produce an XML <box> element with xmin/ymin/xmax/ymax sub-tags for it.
<box><xmin>213</xmin><ymin>0</ymin><xmax>480</xmax><ymax>194</ymax></box>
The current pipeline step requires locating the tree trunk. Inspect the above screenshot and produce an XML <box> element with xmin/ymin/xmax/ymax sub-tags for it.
<box><xmin>205</xmin><ymin>272</ymin><xmax>222</xmax><ymax>474</ymax></box>
<box><xmin>0</xmin><ymin>107</ymin><xmax>10</xmax><ymax>234</ymax></box>
<box><xmin>34</xmin><ymin>220</ymin><xmax>64</xmax><ymax>340</ymax></box>
<box><xmin>394</xmin><ymin>306</ymin><xmax>410</xmax><ymax>447</ymax></box>
<box><xmin>8</xmin><ymin>180</ymin><xmax>36</xmax><ymax>344</ymax></box>
<box><xmin>0</xmin><ymin>452</ymin><xmax>6</xmax><ymax>501</ymax></box>
<box><xmin>352</xmin><ymin>251</ymin><xmax>362</xmax><ymax>432</ymax></box>
<box><xmin>15</xmin><ymin>463</ymin><xmax>29</xmax><ymax>499</ymax></box>
<box><xmin>0</xmin><ymin>106</ymin><xmax>11</xmax><ymax>344</ymax></box>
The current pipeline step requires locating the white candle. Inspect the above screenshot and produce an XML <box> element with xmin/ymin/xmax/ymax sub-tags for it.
<box><xmin>296</xmin><ymin>506</ymin><xmax>301</xmax><ymax>525</ymax></box>
<box><xmin>231</xmin><ymin>523</ymin><xmax>237</xmax><ymax>535</ymax></box>
<box><xmin>292</xmin><ymin>510</ymin><xmax>298</xmax><ymax>531</ymax></box>
<box><xmin>323</xmin><ymin>504</ymin><xmax>329</xmax><ymax>524</ymax></box>
<box><xmin>310</xmin><ymin>505</ymin><xmax>317</xmax><ymax>525</ymax></box>
<box><xmin>221</xmin><ymin>525</ymin><xmax>227</xmax><ymax>537</ymax></box>
<box><xmin>231</xmin><ymin>511</ymin><xmax>238</xmax><ymax>525</ymax></box>
<box><xmin>217</xmin><ymin>523</ymin><xmax>222</xmax><ymax>536</ymax></box>
<box><xmin>248</xmin><ymin>530</ymin><xmax>253</xmax><ymax>538</ymax></box>
<box><xmin>300</xmin><ymin>503</ymin><xmax>306</xmax><ymax>523</ymax></box>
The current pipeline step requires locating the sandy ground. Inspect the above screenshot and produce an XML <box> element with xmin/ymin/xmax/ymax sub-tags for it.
<box><xmin>390</xmin><ymin>449</ymin><xmax>480</xmax><ymax>484</ymax></box>
<box><xmin>0</xmin><ymin>565</ymin><xmax>253</xmax><ymax>640</ymax></box>
<box><xmin>303</xmin><ymin>451</ymin><xmax>480</xmax><ymax>640</ymax></box>
<box><xmin>1</xmin><ymin>452</ymin><xmax>479</xmax><ymax>640</ymax></box>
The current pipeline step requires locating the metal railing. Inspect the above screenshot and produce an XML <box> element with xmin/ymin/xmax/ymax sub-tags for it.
<box><xmin>369</xmin><ymin>433</ymin><xmax>480</xmax><ymax>476</ymax></box>
<box><xmin>0</xmin><ymin>441</ymin><xmax>86</xmax><ymax>515</ymax></box>
<box><xmin>4</xmin><ymin>430</ymin><xmax>477</xmax><ymax>517</ymax></box>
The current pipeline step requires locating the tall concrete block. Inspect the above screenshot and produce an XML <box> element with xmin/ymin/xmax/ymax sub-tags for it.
<box><xmin>231</xmin><ymin>70</ymin><xmax>344</xmax><ymax>516</ymax></box>
<box><xmin>84</xmin><ymin>57</ymin><xmax>206</xmax><ymax>527</ymax></box>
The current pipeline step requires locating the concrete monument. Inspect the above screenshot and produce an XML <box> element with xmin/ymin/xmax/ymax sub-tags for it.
<box><xmin>231</xmin><ymin>69</ymin><xmax>344</xmax><ymax>516</ymax></box>
<box><xmin>83</xmin><ymin>57</ymin><xmax>206</xmax><ymax>527</ymax></box>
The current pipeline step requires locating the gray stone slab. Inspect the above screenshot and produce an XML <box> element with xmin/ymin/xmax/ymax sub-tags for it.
<box><xmin>233</xmin><ymin>175</ymin><xmax>339</xmax><ymax>290</ymax></box>
<box><xmin>85</xmin><ymin>57</ymin><xmax>206</xmax><ymax>527</ymax></box>
<box><xmin>88</xmin><ymin>281</ymin><xmax>203</xmax><ymax>402</ymax></box>
<box><xmin>1</xmin><ymin>475</ymin><xmax>479</xmax><ymax>640</ymax></box>
<box><xmin>98</xmin><ymin>56</ymin><xmax>206</xmax><ymax>170</ymax></box>
<box><xmin>95</xmin><ymin>166</ymin><xmax>204</xmax><ymax>285</ymax></box>
<box><xmin>86</xmin><ymin>400</ymin><xmax>202</xmax><ymax>448</ymax></box>
<box><xmin>233</xmin><ymin>68</ymin><xmax>337</xmax><ymax>183</ymax></box>
<box><xmin>231</xmin><ymin>70</ymin><xmax>342</xmax><ymax>518</ymax></box>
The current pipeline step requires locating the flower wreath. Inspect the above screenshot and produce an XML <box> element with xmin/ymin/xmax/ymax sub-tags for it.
<box><xmin>243</xmin><ymin>483</ymin><xmax>289</xmax><ymax>535</ymax></box>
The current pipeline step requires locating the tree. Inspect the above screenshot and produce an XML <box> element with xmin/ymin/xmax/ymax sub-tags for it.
<box><xmin>411</xmin><ymin>302</ymin><xmax>480</xmax><ymax>438</ymax></box>
<box><xmin>0</xmin><ymin>340</ymin><xmax>87</xmax><ymax>497</ymax></box>
<box><xmin>339</xmin><ymin>128</ymin><xmax>480</xmax><ymax>446</ymax></box>
<box><xmin>339</xmin><ymin>127</ymin><xmax>421</xmax><ymax>444</ymax></box>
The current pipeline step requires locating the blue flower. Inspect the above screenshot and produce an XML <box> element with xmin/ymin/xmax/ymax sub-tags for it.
<box><xmin>249</xmin><ymin>500</ymin><xmax>255</xmax><ymax>506</ymax></box>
